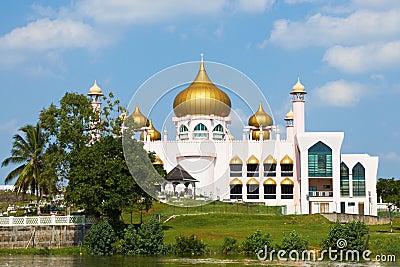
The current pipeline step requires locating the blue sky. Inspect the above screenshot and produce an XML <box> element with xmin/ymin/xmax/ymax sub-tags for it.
<box><xmin>1</xmin><ymin>0</ymin><xmax>400</xmax><ymax>184</ymax></box>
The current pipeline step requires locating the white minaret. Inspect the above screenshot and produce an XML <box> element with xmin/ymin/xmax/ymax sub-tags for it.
<box><xmin>290</xmin><ymin>77</ymin><xmax>307</xmax><ymax>135</ymax></box>
<box><xmin>87</xmin><ymin>80</ymin><xmax>104</xmax><ymax>144</ymax></box>
<box><xmin>284</xmin><ymin>108</ymin><xmax>294</xmax><ymax>142</ymax></box>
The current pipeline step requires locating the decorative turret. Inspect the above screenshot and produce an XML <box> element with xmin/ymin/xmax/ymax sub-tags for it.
<box><xmin>290</xmin><ymin>77</ymin><xmax>306</xmax><ymax>134</ymax></box>
<box><xmin>141</xmin><ymin>120</ymin><xmax>161</xmax><ymax>141</ymax></box>
<box><xmin>131</xmin><ymin>104</ymin><xmax>149</xmax><ymax>128</ymax></box>
<box><xmin>248</xmin><ymin>102</ymin><xmax>273</xmax><ymax>140</ymax></box>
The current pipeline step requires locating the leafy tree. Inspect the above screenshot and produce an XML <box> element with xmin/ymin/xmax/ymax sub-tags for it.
<box><xmin>117</xmin><ymin>218</ymin><xmax>164</xmax><ymax>255</ymax></box>
<box><xmin>173</xmin><ymin>235</ymin><xmax>209</xmax><ymax>255</ymax></box>
<box><xmin>84</xmin><ymin>220</ymin><xmax>117</xmax><ymax>255</ymax></box>
<box><xmin>65</xmin><ymin>136</ymin><xmax>149</xmax><ymax>228</ymax></box>
<box><xmin>221</xmin><ymin>237</ymin><xmax>239</xmax><ymax>254</ymax></box>
<box><xmin>1</xmin><ymin>123</ymin><xmax>47</xmax><ymax>212</ymax></box>
<box><xmin>321</xmin><ymin>221</ymin><xmax>369</xmax><ymax>252</ymax></box>
<box><xmin>377</xmin><ymin>177</ymin><xmax>400</xmax><ymax>233</ymax></box>
<box><xmin>241</xmin><ymin>229</ymin><xmax>273</xmax><ymax>254</ymax></box>
<box><xmin>279</xmin><ymin>230</ymin><xmax>308</xmax><ymax>253</ymax></box>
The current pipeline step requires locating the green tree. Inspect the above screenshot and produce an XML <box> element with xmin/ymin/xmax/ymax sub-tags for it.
<box><xmin>377</xmin><ymin>177</ymin><xmax>400</xmax><ymax>233</ymax></box>
<box><xmin>321</xmin><ymin>221</ymin><xmax>369</xmax><ymax>252</ymax></box>
<box><xmin>279</xmin><ymin>230</ymin><xmax>308</xmax><ymax>253</ymax></box>
<box><xmin>173</xmin><ymin>235</ymin><xmax>209</xmax><ymax>255</ymax></box>
<box><xmin>1</xmin><ymin>123</ymin><xmax>47</xmax><ymax>212</ymax></box>
<box><xmin>241</xmin><ymin>229</ymin><xmax>273</xmax><ymax>254</ymax></box>
<box><xmin>84</xmin><ymin>220</ymin><xmax>117</xmax><ymax>255</ymax></box>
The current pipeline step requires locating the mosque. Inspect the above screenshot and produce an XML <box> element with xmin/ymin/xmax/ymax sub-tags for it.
<box><xmin>88</xmin><ymin>60</ymin><xmax>378</xmax><ymax>216</ymax></box>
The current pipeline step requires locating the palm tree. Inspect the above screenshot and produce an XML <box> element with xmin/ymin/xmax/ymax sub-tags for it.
<box><xmin>1</xmin><ymin>123</ymin><xmax>46</xmax><ymax>213</ymax></box>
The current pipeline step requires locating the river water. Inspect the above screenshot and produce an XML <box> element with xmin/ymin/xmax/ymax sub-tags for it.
<box><xmin>0</xmin><ymin>255</ymin><xmax>396</xmax><ymax>267</ymax></box>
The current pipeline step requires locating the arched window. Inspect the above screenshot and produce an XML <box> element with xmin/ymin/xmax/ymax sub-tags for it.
<box><xmin>280</xmin><ymin>154</ymin><xmax>294</xmax><ymax>177</ymax></box>
<box><xmin>263</xmin><ymin>178</ymin><xmax>276</xmax><ymax>199</ymax></box>
<box><xmin>352</xmin><ymin>163</ymin><xmax>365</xmax><ymax>196</ymax></box>
<box><xmin>229</xmin><ymin>155</ymin><xmax>243</xmax><ymax>177</ymax></box>
<box><xmin>179</xmin><ymin>125</ymin><xmax>188</xmax><ymax>132</ymax></box>
<box><xmin>247</xmin><ymin>155</ymin><xmax>259</xmax><ymax>177</ymax></box>
<box><xmin>230</xmin><ymin>178</ymin><xmax>243</xmax><ymax>199</ymax></box>
<box><xmin>340</xmin><ymin>162</ymin><xmax>349</xmax><ymax>196</ymax></box>
<box><xmin>193</xmin><ymin>123</ymin><xmax>209</xmax><ymax>139</ymax></box>
<box><xmin>281</xmin><ymin>178</ymin><xmax>294</xmax><ymax>199</ymax></box>
<box><xmin>263</xmin><ymin>155</ymin><xmax>277</xmax><ymax>177</ymax></box>
<box><xmin>179</xmin><ymin>125</ymin><xmax>189</xmax><ymax>140</ymax></box>
<box><xmin>308</xmin><ymin>141</ymin><xmax>332</xmax><ymax>177</ymax></box>
<box><xmin>212</xmin><ymin>124</ymin><xmax>224</xmax><ymax>139</ymax></box>
<box><xmin>247</xmin><ymin>178</ymin><xmax>259</xmax><ymax>199</ymax></box>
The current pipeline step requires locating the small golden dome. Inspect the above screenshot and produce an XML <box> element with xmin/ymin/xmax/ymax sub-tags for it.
<box><xmin>281</xmin><ymin>177</ymin><xmax>294</xmax><ymax>185</ymax></box>
<box><xmin>229</xmin><ymin>178</ymin><xmax>243</xmax><ymax>185</ymax></box>
<box><xmin>246</xmin><ymin>178</ymin><xmax>259</xmax><ymax>185</ymax></box>
<box><xmin>246</xmin><ymin>155</ymin><xmax>259</xmax><ymax>164</ymax></box>
<box><xmin>131</xmin><ymin>104</ymin><xmax>149</xmax><ymax>128</ymax></box>
<box><xmin>248</xmin><ymin>102</ymin><xmax>273</xmax><ymax>127</ymax></box>
<box><xmin>252</xmin><ymin>130</ymin><xmax>270</xmax><ymax>141</ymax></box>
<box><xmin>284</xmin><ymin>108</ymin><xmax>294</xmax><ymax>121</ymax></box>
<box><xmin>153</xmin><ymin>155</ymin><xmax>164</xmax><ymax>165</ymax></box>
<box><xmin>290</xmin><ymin>77</ymin><xmax>307</xmax><ymax>95</ymax></box>
<box><xmin>173</xmin><ymin>60</ymin><xmax>231</xmax><ymax>117</ymax></box>
<box><xmin>230</xmin><ymin>155</ymin><xmax>243</xmax><ymax>164</ymax></box>
<box><xmin>88</xmin><ymin>80</ymin><xmax>104</xmax><ymax>96</ymax></box>
<box><xmin>263</xmin><ymin>178</ymin><xmax>277</xmax><ymax>185</ymax></box>
<box><xmin>140</xmin><ymin>120</ymin><xmax>161</xmax><ymax>141</ymax></box>
<box><xmin>263</xmin><ymin>155</ymin><xmax>277</xmax><ymax>165</ymax></box>
<box><xmin>280</xmin><ymin>154</ymin><xmax>294</xmax><ymax>165</ymax></box>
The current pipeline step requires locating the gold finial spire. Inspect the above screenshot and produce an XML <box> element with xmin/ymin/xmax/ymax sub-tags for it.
<box><xmin>285</xmin><ymin>107</ymin><xmax>294</xmax><ymax>121</ymax></box>
<box><xmin>88</xmin><ymin>80</ymin><xmax>103</xmax><ymax>96</ymax></box>
<box><xmin>290</xmin><ymin>76</ymin><xmax>307</xmax><ymax>94</ymax></box>
<box><xmin>248</xmin><ymin>102</ymin><xmax>273</xmax><ymax>127</ymax></box>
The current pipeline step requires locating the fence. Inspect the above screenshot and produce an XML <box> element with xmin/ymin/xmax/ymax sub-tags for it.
<box><xmin>0</xmin><ymin>215</ymin><xmax>96</xmax><ymax>227</ymax></box>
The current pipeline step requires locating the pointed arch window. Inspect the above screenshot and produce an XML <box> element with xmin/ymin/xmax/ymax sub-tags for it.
<box><xmin>352</xmin><ymin>163</ymin><xmax>366</xmax><ymax>196</ymax></box>
<box><xmin>308</xmin><ymin>141</ymin><xmax>332</xmax><ymax>177</ymax></box>
<box><xmin>179</xmin><ymin>125</ymin><xmax>189</xmax><ymax>140</ymax></box>
<box><xmin>193</xmin><ymin>123</ymin><xmax>209</xmax><ymax>139</ymax></box>
<box><xmin>340</xmin><ymin>162</ymin><xmax>349</xmax><ymax>196</ymax></box>
<box><xmin>212</xmin><ymin>124</ymin><xmax>224</xmax><ymax>140</ymax></box>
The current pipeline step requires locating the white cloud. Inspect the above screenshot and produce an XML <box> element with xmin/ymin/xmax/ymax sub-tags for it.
<box><xmin>267</xmin><ymin>10</ymin><xmax>400</xmax><ymax>49</ymax></box>
<box><xmin>314</xmin><ymin>80</ymin><xmax>363</xmax><ymax>107</ymax></box>
<box><xmin>285</xmin><ymin>0</ymin><xmax>317</xmax><ymax>4</ymax></box>
<box><xmin>383</xmin><ymin>152</ymin><xmax>400</xmax><ymax>162</ymax></box>
<box><xmin>323</xmin><ymin>41</ymin><xmax>400</xmax><ymax>74</ymax></box>
<box><xmin>235</xmin><ymin>0</ymin><xmax>275</xmax><ymax>13</ymax></box>
<box><xmin>351</xmin><ymin>0</ymin><xmax>400</xmax><ymax>10</ymax></box>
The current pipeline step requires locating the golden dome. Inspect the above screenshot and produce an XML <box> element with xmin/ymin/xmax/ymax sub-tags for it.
<box><xmin>280</xmin><ymin>154</ymin><xmax>294</xmax><ymax>165</ymax></box>
<box><xmin>88</xmin><ymin>80</ymin><xmax>104</xmax><ymax>96</ymax></box>
<box><xmin>252</xmin><ymin>130</ymin><xmax>270</xmax><ymax>141</ymax></box>
<box><xmin>263</xmin><ymin>155</ymin><xmax>277</xmax><ymax>165</ymax></box>
<box><xmin>284</xmin><ymin>108</ymin><xmax>294</xmax><ymax>121</ymax></box>
<box><xmin>290</xmin><ymin>77</ymin><xmax>307</xmax><ymax>95</ymax></box>
<box><xmin>153</xmin><ymin>155</ymin><xmax>164</xmax><ymax>165</ymax></box>
<box><xmin>230</xmin><ymin>155</ymin><xmax>243</xmax><ymax>164</ymax></box>
<box><xmin>281</xmin><ymin>178</ymin><xmax>294</xmax><ymax>185</ymax></box>
<box><xmin>229</xmin><ymin>178</ymin><xmax>243</xmax><ymax>185</ymax></box>
<box><xmin>246</xmin><ymin>178</ymin><xmax>259</xmax><ymax>185</ymax></box>
<box><xmin>140</xmin><ymin>120</ymin><xmax>161</xmax><ymax>141</ymax></box>
<box><xmin>246</xmin><ymin>155</ymin><xmax>259</xmax><ymax>164</ymax></box>
<box><xmin>131</xmin><ymin>104</ymin><xmax>149</xmax><ymax>128</ymax></box>
<box><xmin>173</xmin><ymin>61</ymin><xmax>231</xmax><ymax>117</ymax></box>
<box><xmin>248</xmin><ymin>102</ymin><xmax>273</xmax><ymax>127</ymax></box>
<box><xmin>263</xmin><ymin>178</ymin><xmax>277</xmax><ymax>185</ymax></box>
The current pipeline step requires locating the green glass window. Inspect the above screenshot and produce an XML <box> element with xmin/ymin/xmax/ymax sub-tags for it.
<box><xmin>340</xmin><ymin>162</ymin><xmax>349</xmax><ymax>196</ymax></box>
<box><xmin>308</xmin><ymin>141</ymin><xmax>332</xmax><ymax>177</ymax></box>
<box><xmin>179</xmin><ymin>125</ymin><xmax>188</xmax><ymax>132</ymax></box>
<box><xmin>352</xmin><ymin>163</ymin><xmax>365</xmax><ymax>196</ymax></box>
<box><xmin>213</xmin><ymin>124</ymin><xmax>223</xmax><ymax>132</ymax></box>
<box><xmin>194</xmin><ymin>123</ymin><xmax>207</xmax><ymax>131</ymax></box>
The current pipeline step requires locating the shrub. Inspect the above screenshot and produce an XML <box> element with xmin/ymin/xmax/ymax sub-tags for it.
<box><xmin>173</xmin><ymin>234</ymin><xmax>209</xmax><ymax>255</ymax></box>
<box><xmin>221</xmin><ymin>237</ymin><xmax>239</xmax><ymax>254</ymax></box>
<box><xmin>321</xmin><ymin>221</ymin><xmax>369</xmax><ymax>251</ymax></box>
<box><xmin>279</xmin><ymin>230</ymin><xmax>308</xmax><ymax>253</ymax></box>
<box><xmin>118</xmin><ymin>218</ymin><xmax>164</xmax><ymax>255</ymax></box>
<box><xmin>84</xmin><ymin>220</ymin><xmax>117</xmax><ymax>255</ymax></box>
<box><xmin>241</xmin><ymin>230</ymin><xmax>273</xmax><ymax>254</ymax></box>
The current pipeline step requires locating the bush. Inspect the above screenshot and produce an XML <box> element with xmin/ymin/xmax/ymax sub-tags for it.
<box><xmin>173</xmin><ymin>235</ymin><xmax>209</xmax><ymax>255</ymax></box>
<box><xmin>241</xmin><ymin>230</ymin><xmax>273</xmax><ymax>254</ymax></box>
<box><xmin>84</xmin><ymin>220</ymin><xmax>117</xmax><ymax>255</ymax></box>
<box><xmin>221</xmin><ymin>237</ymin><xmax>239</xmax><ymax>254</ymax></box>
<box><xmin>279</xmin><ymin>230</ymin><xmax>308</xmax><ymax>253</ymax></box>
<box><xmin>321</xmin><ymin>221</ymin><xmax>369</xmax><ymax>251</ymax></box>
<box><xmin>117</xmin><ymin>218</ymin><xmax>164</xmax><ymax>255</ymax></box>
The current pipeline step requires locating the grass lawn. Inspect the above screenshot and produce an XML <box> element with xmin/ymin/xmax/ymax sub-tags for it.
<box><xmin>123</xmin><ymin>201</ymin><xmax>400</xmax><ymax>256</ymax></box>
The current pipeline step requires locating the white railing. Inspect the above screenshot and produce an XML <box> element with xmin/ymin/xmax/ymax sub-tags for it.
<box><xmin>309</xmin><ymin>191</ymin><xmax>333</xmax><ymax>197</ymax></box>
<box><xmin>0</xmin><ymin>215</ymin><xmax>97</xmax><ymax>226</ymax></box>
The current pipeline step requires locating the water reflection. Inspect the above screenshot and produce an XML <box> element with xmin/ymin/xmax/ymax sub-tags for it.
<box><xmin>0</xmin><ymin>255</ymin><xmax>394</xmax><ymax>267</ymax></box>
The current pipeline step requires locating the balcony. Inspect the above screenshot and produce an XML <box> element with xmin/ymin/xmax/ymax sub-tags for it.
<box><xmin>309</xmin><ymin>191</ymin><xmax>333</xmax><ymax>197</ymax></box>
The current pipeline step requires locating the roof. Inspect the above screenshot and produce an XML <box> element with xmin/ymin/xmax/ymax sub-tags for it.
<box><xmin>166</xmin><ymin>164</ymin><xmax>198</xmax><ymax>182</ymax></box>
